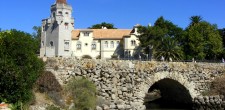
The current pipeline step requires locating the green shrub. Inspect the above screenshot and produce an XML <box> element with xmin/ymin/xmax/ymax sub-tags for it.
<box><xmin>81</xmin><ymin>55</ymin><xmax>92</xmax><ymax>59</ymax></box>
<box><xmin>46</xmin><ymin>104</ymin><xmax>61</xmax><ymax>110</ymax></box>
<box><xmin>65</xmin><ymin>77</ymin><xmax>97</xmax><ymax>110</ymax></box>
<box><xmin>0</xmin><ymin>30</ymin><xmax>44</xmax><ymax>104</ymax></box>
<box><xmin>111</xmin><ymin>55</ymin><xmax>118</xmax><ymax>60</ymax></box>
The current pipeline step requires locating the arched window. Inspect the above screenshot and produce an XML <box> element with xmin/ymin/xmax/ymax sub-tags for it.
<box><xmin>92</xmin><ymin>44</ymin><xmax>96</xmax><ymax>49</ymax></box>
<box><xmin>65</xmin><ymin>23</ymin><xmax>69</xmax><ymax>29</ymax></box>
<box><xmin>76</xmin><ymin>41</ymin><xmax>82</xmax><ymax>50</ymax></box>
<box><xmin>110</xmin><ymin>41</ymin><xmax>114</xmax><ymax>48</ymax></box>
<box><xmin>92</xmin><ymin>42</ymin><xmax>97</xmax><ymax>50</ymax></box>
<box><xmin>104</xmin><ymin>41</ymin><xmax>108</xmax><ymax>48</ymax></box>
<box><xmin>50</xmin><ymin>41</ymin><xmax>54</xmax><ymax>48</ymax></box>
<box><xmin>131</xmin><ymin>40</ymin><xmax>136</xmax><ymax>46</ymax></box>
<box><xmin>65</xmin><ymin>12</ymin><xmax>69</xmax><ymax>17</ymax></box>
<box><xmin>41</xmin><ymin>41</ymin><xmax>44</xmax><ymax>47</ymax></box>
<box><xmin>64</xmin><ymin>40</ymin><xmax>70</xmax><ymax>51</ymax></box>
<box><xmin>58</xmin><ymin>11</ymin><xmax>62</xmax><ymax>15</ymax></box>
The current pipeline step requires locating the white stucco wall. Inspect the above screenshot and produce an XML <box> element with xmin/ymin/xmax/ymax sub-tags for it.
<box><xmin>71</xmin><ymin>31</ymin><xmax>100</xmax><ymax>58</ymax></box>
<box><xmin>124</xmin><ymin>34</ymin><xmax>140</xmax><ymax>57</ymax></box>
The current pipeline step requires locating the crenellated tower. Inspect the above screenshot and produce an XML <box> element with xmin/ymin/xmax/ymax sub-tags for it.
<box><xmin>40</xmin><ymin>0</ymin><xmax>74</xmax><ymax>57</ymax></box>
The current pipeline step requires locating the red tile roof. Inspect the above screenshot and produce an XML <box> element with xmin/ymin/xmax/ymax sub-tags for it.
<box><xmin>72</xmin><ymin>29</ymin><xmax>132</xmax><ymax>40</ymax></box>
<box><xmin>56</xmin><ymin>0</ymin><xmax>67</xmax><ymax>4</ymax></box>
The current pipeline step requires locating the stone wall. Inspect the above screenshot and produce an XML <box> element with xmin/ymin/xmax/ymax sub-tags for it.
<box><xmin>193</xmin><ymin>95</ymin><xmax>225</xmax><ymax>110</ymax></box>
<box><xmin>44</xmin><ymin>57</ymin><xmax>225</xmax><ymax>110</ymax></box>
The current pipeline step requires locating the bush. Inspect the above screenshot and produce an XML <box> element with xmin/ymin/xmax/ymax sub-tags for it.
<box><xmin>111</xmin><ymin>55</ymin><xmax>118</xmax><ymax>60</ymax></box>
<box><xmin>0</xmin><ymin>30</ymin><xmax>44</xmax><ymax>104</ymax></box>
<box><xmin>81</xmin><ymin>55</ymin><xmax>92</xmax><ymax>59</ymax></box>
<box><xmin>210</xmin><ymin>74</ymin><xmax>225</xmax><ymax>96</ymax></box>
<box><xmin>65</xmin><ymin>77</ymin><xmax>97</xmax><ymax>110</ymax></box>
<box><xmin>35</xmin><ymin>71</ymin><xmax>65</xmax><ymax>107</ymax></box>
<box><xmin>35</xmin><ymin>71</ymin><xmax>62</xmax><ymax>93</ymax></box>
<box><xmin>46</xmin><ymin>104</ymin><xmax>61</xmax><ymax>110</ymax></box>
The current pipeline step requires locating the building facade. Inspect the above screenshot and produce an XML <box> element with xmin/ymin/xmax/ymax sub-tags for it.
<box><xmin>40</xmin><ymin>0</ymin><xmax>141</xmax><ymax>59</ymax></box>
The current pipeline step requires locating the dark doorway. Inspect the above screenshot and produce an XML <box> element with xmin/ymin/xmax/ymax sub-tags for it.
<box><xmin>144</xmin><ymin>78</ymin><xmax>193</xmax><ymax>110</ymax></box>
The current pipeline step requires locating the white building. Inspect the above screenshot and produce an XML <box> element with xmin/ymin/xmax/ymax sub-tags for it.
<box><xmin>40</xmin><ymin>0</ymin><xmax>141</xmax><ymax>59</ymax></box>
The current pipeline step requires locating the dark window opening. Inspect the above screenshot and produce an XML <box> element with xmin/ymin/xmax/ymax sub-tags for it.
<box><xmin>65</xmin><ymin>23</ymin><xmax>69</xmax><ymax>29</ymax></box>
<box><xmin>84</xmin><ymin>32</ymin><xmax>90</xmax><ymax>36</ymax></box>
<box><xmin>58</xmin><ymin>11</ymin><xmax>62</xmax><ymax>15</ymax></box>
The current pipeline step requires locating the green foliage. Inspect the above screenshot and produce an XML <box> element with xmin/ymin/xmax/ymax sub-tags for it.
<box><xmin>65</xmin><ymin>77</ymin><xmax>97</xmax><ymax>110</ymax></box>
<box><xmin>32</xmin><ymin>26</ymin><xmax>42</xmax><ymax>54</ymax></box>
<box><xmin>81</xmin><ymin>55</ymin><xmax>92</xmax><ymax>59</ymax></box>
<box><xmin>189</xmin><ymin>16</ymin><xmax>202</xmax><ymax>27</ymax></box>
<box><xmin>32</xmin><ymin>26</ymin><xmax>41</xmax><ymax>39</ymax></box>
<box><xmin>0</xmin><ymin>29</ymin><xmax>44</xmax><ymax>104</ymax></box>
<box><xmin>88</xmin><ymin>22</ymin><xmax>117</xmax><ymax>29</ymax></box>
<box><xmin>154</xmin><ymin>37</ymin><xmax>183</xmax><ymax>61</ymax></box>
<box><xmin>185</xmin><ymin>17</ymin><xmax>223</xmax><ymax>60</ymax></box>
<box><xmin>138</xmin><ymin>16</ymin><xmax>223</xmax><ymax>61</ymax></box>
<box><xmin>46</xmin><ymin>104</ymin><xmax>61</xmax><ymax>110</ymax></box>
<box><xmin>138</xmin><ymin>16</ymin><xmax>184</xmax><ymax>61</ymax></box>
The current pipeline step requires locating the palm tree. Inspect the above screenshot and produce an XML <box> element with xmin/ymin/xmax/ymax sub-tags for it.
<box><xmin>154</xmin><ymin>37</ymin><xmax>183</xmax><ymax>61</ymax></box>
<box><xmin>189</xmin><ymin>16</ymin><xmax>202</xmax><ymax>27</ymax></box>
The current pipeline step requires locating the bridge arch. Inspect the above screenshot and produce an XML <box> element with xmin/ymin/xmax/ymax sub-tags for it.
<box><xmin>142</xmin><ymin>71</ymin><xmax>199</xmax><ymax>99</ymax></box>
<box><xmin>138</xmin><ymin>71</ymin><xmax>200</xmax><ymax>109</ymax></box>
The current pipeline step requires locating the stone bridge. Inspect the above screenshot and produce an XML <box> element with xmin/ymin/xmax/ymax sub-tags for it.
<box><xmin>45</xmin><ymin>58</ymin><xmax>225</xmax><ymax>110</ymax></box>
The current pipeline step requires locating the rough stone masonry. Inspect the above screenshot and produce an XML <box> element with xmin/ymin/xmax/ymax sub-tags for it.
<box><xmin>44</xmin><ymin>57</ymin><xmax>225</xmax><ymax>110</ymax></box>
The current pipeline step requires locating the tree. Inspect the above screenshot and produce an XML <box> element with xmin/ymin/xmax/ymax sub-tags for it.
<box><xmin>88</xmin><ymin>22</ymin><xmax>117</xmax><ymax>29</ymax></box>
<box><xmin>218</xmin><ymin>28</ymin><xmax>225</xmax><ymax>47</ymax></box>
<box><xmin>32</xmin><ymin>26</ymin><xmax>42</xmax><ymax>54</ymax></box>
<box><xmin>185</xmin><ymin>16</ymin><xmax>223</xmax><ymax>60</ymax></box>
<box><xmin>189</xmin><ymin>16</ymin><xmax>202</xmax><ymax>27</ymax></box>
<box><xmin>155</xmin><ymin>37</ymin><xmax>183</xmax><ymax>61</ymax></box>
<box><xmin>32</xmin><ymin>26</ymin><xmax>41</xmax><ymax>39</ymax></box>
<box><xmin>0</xmin><ymin>29</ymin><xmax>44</xmax><ymax>104</ymax></box>
<box><xmin>138</xmin><ymin>16</ymin><xmax>184</xmax><ymax>61</ymax></box>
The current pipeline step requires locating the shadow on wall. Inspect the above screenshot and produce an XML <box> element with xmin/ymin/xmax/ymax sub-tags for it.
<box><xmin>145</xmin><ymin>78</ymin><xmax>193</xmax><ymax>109</ymax></box>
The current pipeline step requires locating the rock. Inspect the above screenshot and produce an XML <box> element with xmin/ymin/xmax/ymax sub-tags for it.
<box><xmin>111</xmin><ymin>94</ymin><xmax>116</xmax><ymax>100</ymax></box>
<box><xmin>117</xmin><ymin>105</ymin><xmax>125</xmax><ymax>109</ymax></box>
<box><xmin>121</xmin><ymin>87</ymin><xmax>127</xmax><ymax>92</ymax></box>
<box><xmin>102</xmin><ymin>104</ymin><xmax>109</xmax><ymax>110</ymax></box>
<box><xmin>96</xmin><ymin>106</ymin><xmax>103</xmax><ymax>110</ymax></box>
<box><xmin>110</xmin><ymin>104</ymin><xmax>117</xmax><ymax>109</ymax></box>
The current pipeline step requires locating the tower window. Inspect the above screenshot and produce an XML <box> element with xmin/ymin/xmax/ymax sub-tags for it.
<box><xmin>64</xmin><ymin>40</ymin><xmax>70</xmax><ymax>51</ymax></box>
<box><xmin>50</xmin><ymin>41</ymin><xmax>54</xmax><ymax>48</ymax></box>
<box><xmin>65</xmin><ymin>12</ymin><xmax>69</xmax><ymax>16</ymax></box>
<box><xmin>42</xmin><ymin>41</ymin><xmax>44</xmax><ymax>47</ymax></box>
<box><xmin>58</xmin><ymin>11</ymin><xmax>62</xmax><ymax>15</ymax></box>
<box><xmin>85</xmin><ymin>43</ymin><xmax>88</xmax><ymax>46</ymax></box>
<box><xmin>84</xmin><ymin>32</ymin><xmax>89</xmax><ymax>36</ymax></box>
<box><xmin>65</xmin><ymin>23</ymin><xmax>69</xmax><ymax>29</ymax></box>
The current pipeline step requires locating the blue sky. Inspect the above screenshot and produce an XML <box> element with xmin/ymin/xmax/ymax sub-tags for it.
<box><xmin>0</xmin><ymin>0</ymin><xmax>225</xmax><ymax>34</ymax></box>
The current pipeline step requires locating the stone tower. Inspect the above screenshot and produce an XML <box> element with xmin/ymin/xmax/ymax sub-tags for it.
<box><xmin>40</xmin><ymin>0</ymin><xmax>74</xmax><ymax>57</ymax></box>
